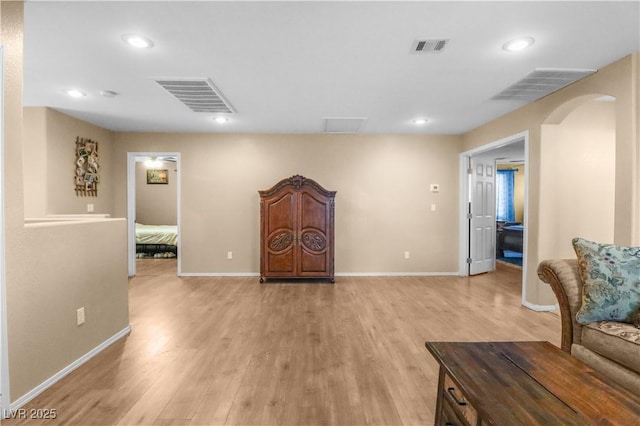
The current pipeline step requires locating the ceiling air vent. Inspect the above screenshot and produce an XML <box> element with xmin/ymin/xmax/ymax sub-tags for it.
<box><xmin>412</xmin><ymin>39</ymin><xmax>449</xmax><ymax>53</ymax></box>
<box><xmin>155</xmin><ymin>78</ymin><xmax>235</xmax><ymax>113</ymax></box>
<box><xmin>323</xmin><ymin>117</ymin><xmax>367</xmax><ymax>134</ymax></box>
<box><xmin>492</xmin><ymin>68</ymin><xmax>596</xmax><ymax>102</ymax></box>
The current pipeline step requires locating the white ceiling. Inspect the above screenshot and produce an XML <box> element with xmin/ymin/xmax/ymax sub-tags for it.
<box><xmin>23</xmin><ymin>1</ymin><xmax>640</xmax><ymax>135</ymax></box>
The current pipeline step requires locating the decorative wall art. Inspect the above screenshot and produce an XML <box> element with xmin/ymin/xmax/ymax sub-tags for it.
<box><xmin>147</xmin><ymin>169</ymin><xmax>169</xmax><ymax>185</ymax></box>
<box><xmin>75</xmin><ymin>137</ymin><xmax>100</xmax><ymax>196</ymax></box>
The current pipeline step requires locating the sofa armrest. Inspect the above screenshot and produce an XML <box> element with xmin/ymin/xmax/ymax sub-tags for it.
<box><xmin>537</xmin><ymin>259</ymin><xmax>584</xmax><ymax>353</ymax></box>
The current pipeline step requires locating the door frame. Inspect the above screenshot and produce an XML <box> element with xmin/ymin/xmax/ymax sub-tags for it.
<box><xmin>458</xmin><ymin>131</ymin><xmax>529</xmax><ymax>303</ymax></box>
<box><xmin>127</xmin><ymin>152</ymin><xmax>181</xmax><ymax>277</ymax></box>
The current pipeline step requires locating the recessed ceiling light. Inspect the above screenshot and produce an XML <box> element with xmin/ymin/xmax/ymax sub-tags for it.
<box><xmin>214</xmin><ymin>117</ymin><xmax>228</xmax><ymax>124</ymax></box>
<box><xmin>122</xmin><ymin>34</ymin><xmax>153</xmax><ymax>49</ymax></box>
<box><xmin>64</xmin><ymin>89</ymin><xmax>86</xmax><ymax>98</ymax></box>
<box><xmin>412</xmin><ymin>118</ymin><xmax>428</xmax><ymax>125</ymax></box>
<box><xmin>502</xmin><ymin>37</ymin><xmax>535</xmax><ymax>52</ymax></box>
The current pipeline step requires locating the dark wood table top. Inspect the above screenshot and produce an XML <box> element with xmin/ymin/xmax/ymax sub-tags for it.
<box><xmin>425</xmin><ymin>341</ymin><xmax>640</xmax><ymax>425</ymax></box>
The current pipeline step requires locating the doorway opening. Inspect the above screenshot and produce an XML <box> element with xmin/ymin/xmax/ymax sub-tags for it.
<box><xmin>127</xmin><ymin>152</ymin><xmax>181</xmax><ymax>277</ymax></box>
<box><xmin>459</xmin><ymin>132</ymin><xmax>528</xmax><ymax>301</ymax></box>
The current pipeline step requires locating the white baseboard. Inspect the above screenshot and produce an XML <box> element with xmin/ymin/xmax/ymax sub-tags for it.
<box><xmin>522</xmin><ymin>301</ymin><xmax>558</xmax><ymax>312</ymax></box>
<box><xmin>178</xmin><ymin>272</ymin><xmax>260</xmax><ymax>277</ymax></box>
<box><xmin>8</xmin><ymin>325</ymin><xmax>131</xmax><ymax>413</ymax></box>
<box><xmin>336</xmin><ymin>272</ymin><xmax>459</xmax><ymax>277</ymax></box>
<box><xmin>177</xmin><ymin>272</ymin><xmax>458</xmax><ymax>278</ymax></box>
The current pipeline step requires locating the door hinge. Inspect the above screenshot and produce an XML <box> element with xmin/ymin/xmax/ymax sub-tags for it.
<box><xmin>467</xmin><ymin>168</ymin><xmax>473</xmax><ymax>174</ymax></box>
<box><xmin>466</xmin><ymin>213</ymin><xmax>472</xmax><ymax>220</ymax></box>
<box><xmin>466</xmin><ymin>258</ymin><xmax>472</xmax><ymax>264</ymax></box>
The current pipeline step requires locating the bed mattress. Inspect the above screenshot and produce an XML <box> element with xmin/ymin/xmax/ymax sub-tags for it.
<box><xmin>135</xmin><ymin>223</ymin><xmax>178</xmax><ymax>246</ymax></box>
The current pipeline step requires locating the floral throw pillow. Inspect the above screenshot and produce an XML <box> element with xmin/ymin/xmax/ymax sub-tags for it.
<box><xmin>572</xmin><ymin>237</ymin><xmax>640</xmax><ymax>324</ymax></box>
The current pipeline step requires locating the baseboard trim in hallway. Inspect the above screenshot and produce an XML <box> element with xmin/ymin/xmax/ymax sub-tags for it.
<box><xmin>7</xmin><ymin>325</ymin><xmax>132</xmax><ymax>415</ymax></box>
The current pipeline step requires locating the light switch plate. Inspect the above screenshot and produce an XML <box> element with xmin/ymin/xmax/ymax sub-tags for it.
<box><xmin>77</xmin><ymin>307</ymin><xmax>85</xmax><ymax>325</ymax></box>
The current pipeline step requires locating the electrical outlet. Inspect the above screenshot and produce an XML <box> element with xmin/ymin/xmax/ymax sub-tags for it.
<box><xmin>87</xmin><ymin>203</ymin><xmax>94</xmax><ymax>213</ymax></box>
<box><xmin>404</xmin><ymin>251</ymin><xmax>410</xmax><ymax>259</ymax></box>
<box><xmin>227</xmin><ymin>251</ymin><xmax>233</xmax><ymax>260</ymax></box>
<box><xmin>77</xmin><ymin>307</ymin><xmax>85</xmax><ymax>325</ymax></box>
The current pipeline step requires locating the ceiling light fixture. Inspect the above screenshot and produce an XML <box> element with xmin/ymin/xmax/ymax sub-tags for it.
<box><xmin>214</xmin><ymin>117</ymin><xmax>228</xmax><ymax>124</ymax></box>
<box><xmin>64</xmin><ymin>89</ymin><xmax>86</xmax><ymax>98</ymax></box>
<box><xmin>412</xmin><ymin>118</ymin><xmax>428</xmax><ymax>125</ymax></box>
<box><xmin>122</xmin><ymin>34</ymin><xmax>154</xmax><ymax>49</ymax></box>
<box><xmin>144</xmin><ymin>157</ymin><xmax>162</xmax><ymax>168</ymax></box>
<box><xmin>502</xmin><ymin>37</ymin><xmax>535</xmax><ymax>52</ymax></box>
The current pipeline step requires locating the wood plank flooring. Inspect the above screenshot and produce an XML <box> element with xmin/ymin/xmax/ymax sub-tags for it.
<box><xmin>5</xmin><ymin>260</ymin><xmax>560</xmax><ymax>425</ymax></box>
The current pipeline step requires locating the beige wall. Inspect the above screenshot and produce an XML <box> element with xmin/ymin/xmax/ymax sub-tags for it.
<box><xmin>114</xmin><ymin>134</ymin><xmax>462</xmax><ymax>274</ymax></box>
<box><xmin>462</xmin><ymin>54</ymin><xmax>639</xmax><ymax>306</ymax></box>
<box><xmin>29</xmin><ymin>111</ymin><xmax>462</xmax><ymax>275</ymax></box>
<box><xmin>46</xmin><ymin>109</ymin><xmax>115</xmax><ymax>215</ymax></box>
<box><xmin>3</xmin><ymin>3</ymin><xmax>130</xmax><ymax>405</ymax></box>
<box><xmin>12</xmin><ymin>219</ymin><xmax>129</xmax><ymax>400</ymax></box>
<box><xmin>135</xmin><ymin>161</ymin><xmax>177</xmax><ymax>225</ymax></box>
<box><xmin>539</xmin><ymin>99</ymin><xmax>616</xmax><ymax>259</ymax></box>
<box><xmin>23</xmin><ymin>107</ymin><xmax>116</xmax><ymax>217</ymax></box>
<box><xmin>23</xmin><ymin>107</ymin><xmax>47</xmax><ymax>217</ymax></box>
<box><xmin>2</xmin><ymin>0</ymin><xmax>28</xmax><ymax>404</ymax></box>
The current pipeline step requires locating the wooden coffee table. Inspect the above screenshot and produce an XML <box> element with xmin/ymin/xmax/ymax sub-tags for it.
<box><xmin>425</xmin><ymin>341</ymin><xmax>640</xmax><ymax>425</ymax></box>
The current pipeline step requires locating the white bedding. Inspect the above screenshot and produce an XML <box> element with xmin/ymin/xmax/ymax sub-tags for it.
<box><xmin>135</xmin><ymin>223</ymin><xmax>178</xmax><ymax>246</ymax></box>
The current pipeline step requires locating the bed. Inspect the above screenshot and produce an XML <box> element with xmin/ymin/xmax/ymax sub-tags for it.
<box><xmin>135</xmin><ymin>223</ymin><xmax>178</xmax><ymax>256</ymax></box>
<box><xmin>498</xmin><ymin>224</ymin><xmax>524</xmax><ymax>257</ymax></box>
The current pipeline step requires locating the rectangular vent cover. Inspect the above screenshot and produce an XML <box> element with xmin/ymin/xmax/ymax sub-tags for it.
<box><xmin>412</xmin><ymin>39</ymin><xmax>449</xmax><ymax>53</ymax></box>
<box><xmin>155</xmin><ymin>78</ymin><xmax>235</xmax><ymax>113</ymax></box>
<box><xmin>323</xmin><ymin>117</ymin><xmax>367</xmax><ymax>134</ymax></box>
<box><xmin>492</xmin><ymin>68</ymin><xmax>596</xmax><ymax>102</ymax></box>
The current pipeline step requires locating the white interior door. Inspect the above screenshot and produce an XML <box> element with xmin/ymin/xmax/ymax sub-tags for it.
<box><xmin>469</xmin><ymin>156</ymin><xmax>496</xmax><ymax>275</ymax></box>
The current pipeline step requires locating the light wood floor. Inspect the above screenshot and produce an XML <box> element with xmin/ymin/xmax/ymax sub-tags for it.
<box><xmin>6</xmin><ymin>260</ymin><xmax>560</xmax><ymax>425</ymax></box>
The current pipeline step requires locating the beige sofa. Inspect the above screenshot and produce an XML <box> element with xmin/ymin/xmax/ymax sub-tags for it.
<box><xmin>538</xmin><ymin>259</ymin><xmax>640</xmax><ymax>395</ymax></box>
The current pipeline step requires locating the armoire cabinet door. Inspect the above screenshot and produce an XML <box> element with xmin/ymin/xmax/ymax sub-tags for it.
<box><xmin>263</xmin><ymin>190</ymin><xmax>297</xmax><ymax>277</ymax></box>
<box><xmin>298</xmin><ymin>189</ymin><xmax>331</xmax><ymax>276</ymax></box>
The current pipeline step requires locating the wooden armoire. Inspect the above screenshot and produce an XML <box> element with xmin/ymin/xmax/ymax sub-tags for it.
<box><xmin>259</xmin><ymin>175</ymin><xmax>336</xmax><ymax>283</ymax></box>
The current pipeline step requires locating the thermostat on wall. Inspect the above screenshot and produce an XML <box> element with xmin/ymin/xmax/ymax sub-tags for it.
<box><xmin>430</xmin><ymin>184</ymin><xmax>440</xmax><ymax>193</ymax></box>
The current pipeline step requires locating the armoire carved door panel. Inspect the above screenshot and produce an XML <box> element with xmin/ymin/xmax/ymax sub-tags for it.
<box><xmin>299</xmin><ymin>190</ymin><xmax>330</xmax><ymax>275</ymax></box>
<box><xmin>264</xmin><ymin>191</ymin><xmax>296</xmax><ymax>276</ymax></box>
<box><xmin>260</xmin><ymin>175</ymin><xmax>336</xmax><ymax>283</ymax></box>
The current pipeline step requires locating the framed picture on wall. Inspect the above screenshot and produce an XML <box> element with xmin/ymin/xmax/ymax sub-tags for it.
<box><xmin>147</xmin><ymin>169</ymin><xmax>169</xmax><ymax>184</ymax></box>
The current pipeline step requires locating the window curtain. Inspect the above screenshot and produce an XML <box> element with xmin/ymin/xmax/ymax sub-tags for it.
<box><xmin>496</xmin><ymin>169</ymin><xmax>516</xmax><ymax>222</ymax></box>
